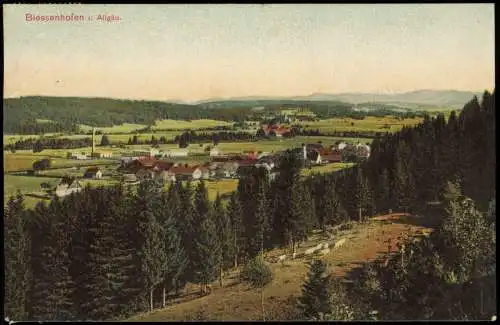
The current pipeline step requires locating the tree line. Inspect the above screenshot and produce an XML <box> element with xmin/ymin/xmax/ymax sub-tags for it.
<box><xmin>4</xmin><ymin>137</ymin><xmax>93</xmax><ymax>152</ymax></box>
<box><xmin>3</xmin><ymin>118</ymin><xmax>80</xmax><ymax>135</ymax></box>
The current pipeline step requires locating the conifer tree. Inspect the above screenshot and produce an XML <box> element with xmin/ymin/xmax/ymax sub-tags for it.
<box><xmin>227</xmin><ymin>192</ymin><xmax>245</xmax><ymax>267</ymax></box>
<box><xmin>287</xmin><ymin>176</ymin><xmax>309</xmax><ymax>254</ymax></box>
<box><xmin>4</xmin><ymin>193</ymin><xmax>32</xmax><ymax>321</ymax></box>
<box><xmin>298</xmin><ymin>260</ymin><xmax>331</xmax><ymax>319</ymax></box>
<box><xmin>249</xmin><ymin>183</ymin><xmax>271</xmax><ymax>258</ymax></box>
<box><xmin>100</xmin><ymin>134</ymin><xmax>110</xmax><ymax>146</ymax></box>
<box><xmin>213</xmin><ymin>193</ymin><xmax>233</xmax><ymax>287</ymax></box>
<box><xmin>177</xmin><ymin>181</ymin><xmax>196</xmax><ymax>287</ymax></box>
<box><xmin>193</xmin><ymin>211</ymin><xmax>221</xmax><ymax>296</ymax></box>
<box><xmin>141</xmin><ymin>211</ymin><xmax>167</xmax><ymax>312</ymax></box>
<box><xmin>160</xmin><ymin>208</ymin><xmax>187</xmax><ymax>307</ymax></box>
<box><xmin>194</xmin><ymin>180</ymin><xmax>211</xmax><ymax>227</ymax></box>
<box><xmin>354</xmin><ymin>167</ymin><xmax>372</xmax><ymax>222</ymax></box>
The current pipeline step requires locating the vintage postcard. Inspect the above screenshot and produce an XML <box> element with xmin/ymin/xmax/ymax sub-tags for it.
<box><xmin>3</xmin><ymin>3</ymin><xmax>495</xmax><ymax>322</ymax></box>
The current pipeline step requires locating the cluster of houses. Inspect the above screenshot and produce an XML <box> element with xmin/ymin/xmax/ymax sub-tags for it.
<box><xmin>116</xmin><ymin>151</ymin><xmax>281</xmax><ymax>184</ymax></box>
<box><xmin>293</xmin><ymin>141</ymin><xmax>371</xmax><ymax>166</ymax></box>
<box><xmin>68</xmin><ymin>151</ymin><xmax>114</xmax><ymax>160</ymax></box>
<box><xmin>54</xmin><ymin>140</ymin><xmax>371</xmax><ymax>197</ymax></box>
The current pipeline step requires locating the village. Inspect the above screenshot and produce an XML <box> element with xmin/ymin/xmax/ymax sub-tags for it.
<box><xmin>52</xmin><ymin>127</ymin><xmax>371</xmax><ymax>198</ymax></box>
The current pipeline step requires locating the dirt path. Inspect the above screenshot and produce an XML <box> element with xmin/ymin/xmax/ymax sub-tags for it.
<box><xmin>127</xmin><ymin>213</ymin><xmax>433</xmax><ymax>321</ymax></box>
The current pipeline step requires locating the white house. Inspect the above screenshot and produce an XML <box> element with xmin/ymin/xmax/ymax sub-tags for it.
<box><xmin>210</xmin><ymin>147</ymin><xmax>222</xmax><ymax>157</ymax></box>
<box><xmin>92</xmin><ymin>151</ymin><xmax>113</xmax><ymax>159</ymax></box>
<box><xmin>55</xmin><ymin>178</ymin><xmax>83</xmax><ymax>197</ymax></box>
<box><xmin>356</xmin><ymin>143</ymin><xmax>371</xmax><ymax>158</ymax></box>
<box><xmin>69</xmin><ymin>152</ymin><xmax>89</xmax><ymax>160</ymax></box>
<box><xmin>337</xmin><ymin>142</ymin><xmax>348</xmax><ymax>150</ymax></box>
<box><xmin>164</xmin><ymin>149</ymin><xmax>189</xmax><ymax>157</ymax></box>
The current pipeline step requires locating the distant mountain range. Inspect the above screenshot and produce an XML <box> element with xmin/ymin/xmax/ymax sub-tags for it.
<box><xmin>196</xmin><ymin>90</ymin><xmax>485</xmax><ymax>109</ymax></box>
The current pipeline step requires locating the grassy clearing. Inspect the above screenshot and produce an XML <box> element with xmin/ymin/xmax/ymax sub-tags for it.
<box><xmin>4</xmin><ymin>175</ymin><xmax>59</xmax><ymax>201</ymax></box>
<box><xmin>300</xmin><ymin>162</ymin><xmax>355</xmax><ymax>176</ymax></box>
<box><xmin>159</xmin><ymin>136</ymin><xmax>369</xmax><ymax>155</ymax></box>
<box><xmin>152</xmin><ymin>119</ymin><xmax>233</xmax><ymax>130</ymax></box>
<box><xmin>299</xmin><ymin>116</ymin><xmax>423</xmax><ymax>133</ymax></box>
<box><xmin>164</xmin><ymin>179</ymin><xmax>238</xmax><ymax>201</ymax></box>
<box><xmin>127</xmin><ymin>214</ymin><xmax>432</xmax><ymax>321</ymax></box>
<box><xmin>3</xmin><ymin>151</ymin><xmax>117</xmax><ymax>173</ymax></box>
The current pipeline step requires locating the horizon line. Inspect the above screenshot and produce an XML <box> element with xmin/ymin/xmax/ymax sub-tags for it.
<box><xmin>3</xmin><ymin>88</ymin><xmax>492</xmax><ymax>104</ymax></box>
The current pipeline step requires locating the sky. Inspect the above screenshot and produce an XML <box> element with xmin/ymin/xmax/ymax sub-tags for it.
<box><xmin>3</xmin><ymin>4</ymin><xmax>495</xmax><ymax>102</ymax></box>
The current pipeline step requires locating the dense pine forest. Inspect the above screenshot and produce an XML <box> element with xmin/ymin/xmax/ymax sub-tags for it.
<box><xmin>4</xmin><ymin>91</ymin><xmax>495</xmax><ymax>321</ymax></box>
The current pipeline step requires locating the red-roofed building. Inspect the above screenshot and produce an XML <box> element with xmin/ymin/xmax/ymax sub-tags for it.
<box><xmin>320</xmin><ymin>149</ymin><xmax>342</xmax><ymax>163</ymax></box>
<box><xmin>261</xmin><ymin>124</ymin><xmax>291</xmax><ymax>137</ymax></box>
<box><xmin>166</xmin><ymin>165</ymin><xmax>209</xmax><ymax>181</ymax></box>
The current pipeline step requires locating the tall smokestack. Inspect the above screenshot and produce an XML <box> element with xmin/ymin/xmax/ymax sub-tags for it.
<box><xmin>92</xmin><ymin>127</ymin><xmax>96</xmax><ymax>157</ymax></box>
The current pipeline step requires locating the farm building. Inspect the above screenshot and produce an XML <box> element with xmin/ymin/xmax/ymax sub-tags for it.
<box><xmin>209</xmin><ymin>146</ymin><xmax>222</xmax><ymax>157</ymax></box>
<box><xmin>166</xmin><ymin>165</ymin><xmax>205</xmax><ymax>181</ymax></box>
<box><xmin>355</xmin><ymin>143</ymin><xmax>371</xmax><ymax>158</ymax></box>
<box><xmin>83</xmin><ymin>167</ymin><xmax>103</xmax><ymax>179</ymax></box>
<box><xmin>91</xmin><ymin>151</ymin><xmax>113</xmax><ymax>159</ymax></box>
<box><xmin>120</xmin><ymin>156</ymin><xmax>136</xmax><ymax>167</ymax></box>
<box><xmin>68</xmin><ymin>152</ymin><xmax>89</xmax><ymax>160</ymax></box>
<box><xmin>132</xmin><ymin>148</ymin><xmax>159</xmax><ymax>157</ymax></box>
<box><xmin>245</xmin><ymin>151</ymin><xmax>259</xmax><ymax>160</ymax></box>
<box><xmin>122</xmin><ymin>157</ymin><xmax>157</xmax><ymax>173</ymax></box>
<box><xmin>262</xmin><ymin>124</ymin><xmax>291</xmax><ymax>137</ymax></box>
<box><xmin>307</xmin><ymin>150</ymin><xmax>322</xmax><ymax>165</ymax></box>
<box><xmin>319</xmin><ymin>149</ymin><xmax>342</xmax><ymax>163</ymax></box>
<box><xmin>55</xmin><ymin>178</ymin><xmax>83</xmax><ymax>197</ymax></box>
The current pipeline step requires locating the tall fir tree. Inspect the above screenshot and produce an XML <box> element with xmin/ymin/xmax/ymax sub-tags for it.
<box><xmin>298</xmin><ymin>260</ymin><xmax>331</xmax><ymax>319</ymax></box>
<box><xmin>192</xmin><ymin>210</ymin><xmax>221</xmax><ymax>296</ymax></box>
<box><xmin>141</xmin><ymin>210</ymin><xmax>167</xmax><ymax>312</ymax></box>
<box><xmin>213</xmin><ymin>193</ymin><xmax>233</xmax><ymax>287</ymax></box>
<box><xmin>227</xmin><ymin>191</ymin><xmax>246</xmax><ymax>268</ymax></box>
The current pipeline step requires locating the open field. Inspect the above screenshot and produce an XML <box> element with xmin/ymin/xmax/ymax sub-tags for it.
<box><xmin>127</xmin><ymin>213</ymin><xmax>433</xmax><ymax>321</ymax></box>
<box><xmin>301</xmin><ymin>162</ymin><xmax>356</xmax><ymax>176</ymax></box>
<box><xmin>4</xmin><ymin>175</ymin><xmax>59</xmax><ymax>201</ymax></box>
<box><xmin>299</xmin><ymin>116</ymin><xmax>423</xmax><ymax>133</ymax></box>
<box><xmin>164</xmin><ymin>179</ymin><xmax>239</xmax><ymax>201</ymax></box>
<box><xmin>3</xmin><ymin>152</ymin><xmax>116</xmax><ymax>173</ymax></box>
